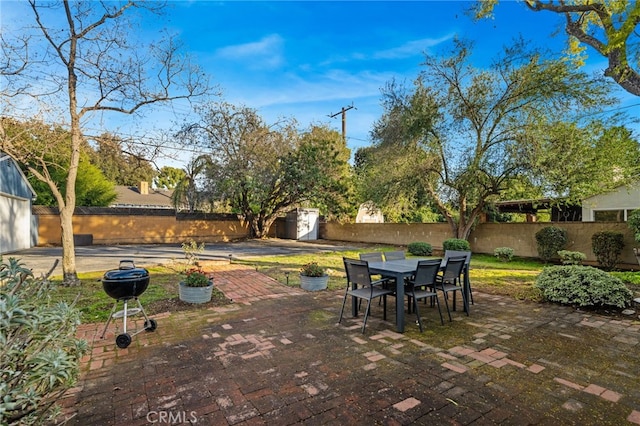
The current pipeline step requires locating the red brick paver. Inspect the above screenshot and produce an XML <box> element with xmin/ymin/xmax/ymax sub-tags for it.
<box><xmin>61</xmin><ymin>267</ymin><xmax>640</xmax><ymax>425</ymax></box>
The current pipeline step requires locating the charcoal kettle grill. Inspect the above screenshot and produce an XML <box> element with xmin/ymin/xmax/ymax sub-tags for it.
<box><xmin>100</xmin><ymin>260</ymin><xmax>157</xmax><ymax>348</ymax></box>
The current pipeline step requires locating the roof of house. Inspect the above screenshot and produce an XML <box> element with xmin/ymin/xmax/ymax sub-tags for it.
<box><xmin>111</xmin><ymin>185</ymin><xmax>174</xmax><ymax>209</ymax></box>
<box><xmin>0</xmin><ymin>152</ymin><xmax>36</xmax><ymax>200</ymax></box>
<box><xmin>581</xmin><ymin>181</ymin><xmax>640</xmax><ymax>204</ymax></box>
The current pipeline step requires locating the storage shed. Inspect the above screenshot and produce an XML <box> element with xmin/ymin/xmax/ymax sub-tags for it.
<box><xmin>284</xmin><ymin>208</ymin><xmax>319</xmax><ymax>240</ymax></box>
<box><xmin>0</xmin><ymin>153</ymin><xmax>37</xmax><ymax>254</ymax></box>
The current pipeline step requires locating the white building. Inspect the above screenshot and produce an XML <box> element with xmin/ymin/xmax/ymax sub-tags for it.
<box><xmin>0</xmin><ymin>153</ymin><xmax>37</xmax><ymax>254</ymax></box>
<box><xmin>581</xmin><ymin>182</ymin><xmax>640</xmax><ymax>222</ymax></box>
<box><xmin>356</xmin><ymin>203</ymin><xmax>384</xmax><ymax>223</ymax></box>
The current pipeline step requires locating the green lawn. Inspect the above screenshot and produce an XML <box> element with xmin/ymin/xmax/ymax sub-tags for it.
<box><xmin>237</xmin><ymin>251</ymin><xmax>549</xmax><ymax>300</ymax></box>
<box><xmin>44</xmin><ymin>248</ymin><xmax>640</xmax><ymax>323</ymax></box>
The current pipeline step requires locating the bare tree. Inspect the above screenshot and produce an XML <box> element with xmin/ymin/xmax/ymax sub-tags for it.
<box><xmin>0</xmin><ymin>1</ymin><xmax>211</xmax><ymax>285</ymax></box>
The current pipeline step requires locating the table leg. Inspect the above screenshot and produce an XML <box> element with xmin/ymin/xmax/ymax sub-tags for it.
<box><xmin>395</xmin><ymin>272</ymin><xmax>405</xmax><ymax>333</ymax></box>
<box><xmin>463</xmin><ymin>265</ymin><xmax>470</xmax><ymax>313</ymax></box>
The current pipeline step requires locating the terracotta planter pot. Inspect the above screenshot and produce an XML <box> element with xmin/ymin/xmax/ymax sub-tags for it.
<box><xmin>179</xmin><ymin>281</ymin><xmax>213</xmax><ymax>303</ymax></box>
<box><xmin>299</xmin><ymin>274</ymin><xmax>329</xmax><ymax>291</ymax></box>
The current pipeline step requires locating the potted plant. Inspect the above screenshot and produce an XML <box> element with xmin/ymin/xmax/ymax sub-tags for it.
<box><xmin>179</xmin><ymin>266</ymin><xmax>214</xmax><ymax>303</ymax></box>
<box><xmin>299</xmin><ymin>262</ymin><xmax>329</xmax><ymax>291</ymax></box>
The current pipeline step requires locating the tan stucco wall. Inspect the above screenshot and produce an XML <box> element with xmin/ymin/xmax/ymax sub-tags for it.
<box><xmin>321</xmin><ymin>222</ymin><xmax>453</xmax><ymax>248</ymax></box>
<box><xmin>469</xmin><ymin>222</ymin><xmax>636</xmax><ymax>264</ymax></box>
<box><xmin>37</xmin><ymin>214</ymin><xmax>250</xmax><ymax>245</ymax></box>
<box><xmin>37</xmin><ymin>212</ymin><xmax>639</xmax><ymax>268</ymax></box>
<box><xmin>322</xmin><ymin>221</ymin><xmax>639</xmax><ymax>268</ymax></box>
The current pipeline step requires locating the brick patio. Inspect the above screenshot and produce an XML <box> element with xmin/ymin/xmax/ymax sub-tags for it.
<box><xmin>58</xmin><ymin>264</ymin><xmax>640</xmax><ymax>425</ymax></box>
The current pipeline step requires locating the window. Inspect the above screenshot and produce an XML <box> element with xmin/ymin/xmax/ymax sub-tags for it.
<box><xmin>593</xmin><ymin>210</ymin><xmax>624</xmax><ymax>222</ymax></box>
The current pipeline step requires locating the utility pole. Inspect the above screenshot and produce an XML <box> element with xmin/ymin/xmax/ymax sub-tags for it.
<box><xmin>328</xmin><ymin>103</ymin><xmax>355</xmax><ymax>142</ymax></box>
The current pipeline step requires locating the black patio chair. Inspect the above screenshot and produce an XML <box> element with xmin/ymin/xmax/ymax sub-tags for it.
<box><xmin>405</xmin><ymin>259</ymin><xmax>444</xmax><ymax>332</ymax></box>
<box><xmin>339</xmin><ymin>257</ymin><xmax>395</xmax><ymax>333</ymax></box>
<box><xmin>383</xmin><ymin>251</ymin><xmax>406</xmax><ymax>261</ymax></box>
<box><xmin>359</xmin><ymin>252</ymin><xmax>396</xmax><ymax>305</ymax></box>
<box><xmin>443</xmin><ymin>250</ymin><xmax>473</xmax><ymax>305</ymax></box>
<box><xmin>432</xmin><ymin>256</ymin><xmax>468</xmax><ymax>321</ymax></box>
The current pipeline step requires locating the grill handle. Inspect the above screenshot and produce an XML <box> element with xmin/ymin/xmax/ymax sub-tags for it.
<box><xmin>119</xmin><ymin>259</ymin><xmax>136</xmax><ymax>270</ymax></box>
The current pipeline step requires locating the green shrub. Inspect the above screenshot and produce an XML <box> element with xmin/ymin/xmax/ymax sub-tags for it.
<box><xmin>611</xmin><ymin>271</ymin><xmax>640</xmax><ymax>286</ymax></box>
<box><xmin>535</xmin><ymin>265</ymin><xmax>632</xmax><ymax>308</ymax></box>
<box><xmin>442</xmin><ymin>238</ymin><xmax>471</xmax><ymax>251</ymax></box>
<box><xmin>591</xmin><ymin>231</ymin><xmax>624</xmax><ymax>271</ymax></box>
<box><xmin>493</xmin><ymin>247</ymin><xmax>514</xmax><ymax>262</ymax></box>
<box><xmin>628</xmin><ymin>209</ymin><xmax>640</xmax><ymax>244</ymax></box>
<box><xmin>557</xmin><ymin>250</ymin><xmax>586</xmax><ymax>265</ymax></box>
<box><xmin>1</xmin><ymin>258</ymin><xmax>88</xmax><ymax>425</ymax></box>
<box><xmin>535</xmin><ymin>226</ymin><xmax>567</xmax><ymax>262</ymax></box>
<box><xmin>407</xmin><ymin>242</ymin><xmax>433</xmax><ymax>256</ymax></box>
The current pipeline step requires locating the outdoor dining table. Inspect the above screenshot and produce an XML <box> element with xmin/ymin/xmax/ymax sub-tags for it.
<box><xmin>363</xmin><ymin>258</ymin><xmax>470</xmax><ymax>333</ymax></box>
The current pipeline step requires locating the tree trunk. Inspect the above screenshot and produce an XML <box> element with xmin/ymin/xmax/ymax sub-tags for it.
<box><xmin>247</xmin><ymin>213</ymin><xmax>265</xmax><ymax>238</ymax></box>
<box><xmin>249</xmin><ymin>213</ymin><xmax>278</xmax><ymax>239</ymax></box>
<box><xmin>59</xmin><ymin>204</ymin><xmax>79</xmax><ymax>286</ymax></box>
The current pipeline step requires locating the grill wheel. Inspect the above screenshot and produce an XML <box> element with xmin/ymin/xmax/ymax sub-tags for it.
<box><xmin>144</xmin><ymin>319</ymin><xmax>157</xmax><ymax>331</ymax></box>
<box><xmin>116</xmin><ymin>333</ymin><xmax>132</xmax><ymax>348</ymax></box>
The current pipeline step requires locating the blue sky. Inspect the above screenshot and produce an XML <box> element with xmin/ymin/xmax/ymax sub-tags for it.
<box><xmin>163</xmin><ymin>0</ymin><xmax>568</xmax><ymax>152</ymax></box>
<box><xmin>2</xmin><ymin>1</ymin><xmax>637</xmax><ymax>167</ymax></box>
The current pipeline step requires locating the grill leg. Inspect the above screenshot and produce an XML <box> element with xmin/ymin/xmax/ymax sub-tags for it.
<box><xmin>136</xmin><ymin>298</ymin><xmax>151</xmax><ymax>323</ymax></box>
<box><xmin>122</xmin><ymin>299</ymin><xmax>129</xmax><ymax>334</ymax></box>
<box><xmin>100</xmin><ymin>299</ymin><xmax>120</xmax><ymax>339</ymax></box>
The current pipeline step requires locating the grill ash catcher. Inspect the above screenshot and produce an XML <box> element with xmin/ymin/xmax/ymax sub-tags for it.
<box><xmin>100</xmin><ymin>260</ymin><xmax>157</xmax><ymax>348</ymax></box>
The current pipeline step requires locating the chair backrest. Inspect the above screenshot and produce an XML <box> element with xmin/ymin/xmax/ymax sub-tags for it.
<box><xmin>411</xmin><ymin>259</ymin><xmax>442</xmax><ymax>287</ymax></box>
<box><xmin>444</xmin><ymin>250</ymin><xmax>471</xmax><ymax>266</ymax></box>
<box><xmin>384</xmin><ymin>251</ymin><xmax>405</xmax><ymax>261</ymax></box>
<box><xmin>359</xmin><ymin>252</ymin><xmax>383</xmax><ymax>262</ymax></box>
<box><xmin>343</xmin><ymin>257</ymin><xmax>355</xmax><ymax>282</ymax></box>
<box><xmin>344</xmin><ymin>258</ymin><xmax>373</xmax><ymax>287</ymax></box>
<box><xmin>441</xmin><ymin>256</ymin><xmax>467</xmax><ymax>282</ymax></box>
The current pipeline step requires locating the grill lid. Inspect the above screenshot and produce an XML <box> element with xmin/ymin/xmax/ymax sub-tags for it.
<box><xmin>103</xmin><ymin>260</ymin><xmax>149</xmax><ymax>281</ymax></box>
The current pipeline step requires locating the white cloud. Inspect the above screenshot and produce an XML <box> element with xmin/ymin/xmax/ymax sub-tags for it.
<box><xmin>229</xmin><ymin>69</ymin><xmax>393</xmax><ymax>108</ymax></box>
<box><xmin>215</xmin><ymin>34</ymin><xmax>284</xmax><ymax>69</ymax></box>
<box><xmin>319</xmin><ymin>33</ymin><xmax>455</xmax><ymax>66</ymax></box>
<box><xmin>373</xmin><ymin>34</ymin><xmax>455</xmax><ymax>60</ymax></box>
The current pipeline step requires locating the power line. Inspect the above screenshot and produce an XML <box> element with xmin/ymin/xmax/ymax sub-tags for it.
<box><xmin>328</xmin><ymin>103</ymin><xmax>356</xmax><ymax>142</ymax></box>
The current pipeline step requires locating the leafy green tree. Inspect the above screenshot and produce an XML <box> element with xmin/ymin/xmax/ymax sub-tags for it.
<box><xmin>524</xmin><ymin>123</ymin><xmax>640</xmax><ymax>200</ymax></box>
<box><xmin>292</xmin><ymin>125</ymin><xmax>355</xmax><ymax>221</ymax></box>
<box><xmin>4</xmin><ymin>118</ymin><xmax>116</xmax><ymax>207</ymax></box>
<box><xmin>29</xmin><ymin>157</ymin><xmax>117</xmax><ymax>207</ymax></box>
<box><xmin>90</xmin><ymin>133</ymin><xmax>156</xmax><ymax>186</ymax></box>
<box><xmin>171</xmin><ymin>155</ymin><xmax>210</xmax><ymax>213</ymax></box>
<box><xmin>184</xmin><ymin>102</ymin><xmax>352</xmax><ymax>237</ymax></box>
<box><xmin>359</xmin><ymin>38</ymin><xmax>618</xmax><ymax>239</ymax></box>
<box><xmin>155</xmin><ymin>166</ymin><xmax>186</xmax><ymax>190</ymax></box>
<box><xmin>0</xmin><ymin>1</ymin><xmax>209</xmax><ymax>285</ymax></box>
<box><xmin>474</xmin><ymin>0</ymin><xmax>640</xmax><ymax>96</ymax></box>
<box><xmin>354</xmin><ymin>142</ymin><xmax>442</xmax><ymax>223</ymax></box>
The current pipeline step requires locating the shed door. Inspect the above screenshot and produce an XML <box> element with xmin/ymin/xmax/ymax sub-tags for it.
<box><xmin>297</xmin><ymin>209</ymin><xmax>318</xmax><ymax>241</ymax></box>
<box><xmin>0</xmin><ymin>194</ymin><xmax>32</xmax><ymax>254</ymax></box>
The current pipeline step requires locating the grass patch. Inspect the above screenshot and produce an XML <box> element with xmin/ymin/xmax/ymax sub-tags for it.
<box><xmin>237</xmin><ymin>251</ymin><xmax>547</xmax><ymax>299</ymax></box>
<box><xmin>43</xmin><ymin>247</ymin><xmax>638</xmax><ymax>324</ymax></box>
<box><xmin>48</xmin><ymin>264</ymin><xmax>229</xmax><ymax>323</ymax></box>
